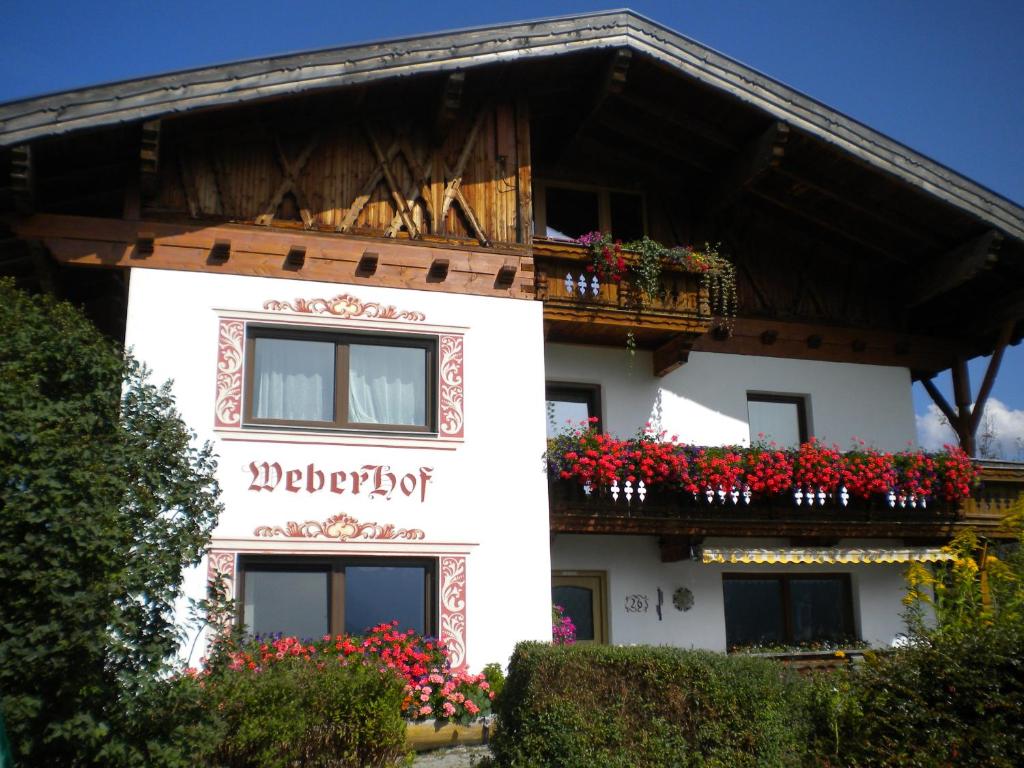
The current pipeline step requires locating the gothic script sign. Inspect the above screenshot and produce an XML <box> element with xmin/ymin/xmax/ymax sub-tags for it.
<box><xmin>247</xmin><ymin>462</ymin><xmax>434</xmax><ymax>502</ymax></box>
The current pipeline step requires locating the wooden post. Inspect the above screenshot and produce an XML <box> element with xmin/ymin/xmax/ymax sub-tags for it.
<box><xmin>515</xmin><ymin>95</ymin><xmax>533</xmax><ymax>246</ymax></box>
<box><xmin>952</xmin><ymin>357</ymin><xmax>975</xmax><ymax>456</ymax></box>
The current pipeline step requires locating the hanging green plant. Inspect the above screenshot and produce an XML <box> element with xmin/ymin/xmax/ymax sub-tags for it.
<box><xmin>577</xmin><ymin>232</ymin><xmax>737</xmax><ymax>332</ymax></box>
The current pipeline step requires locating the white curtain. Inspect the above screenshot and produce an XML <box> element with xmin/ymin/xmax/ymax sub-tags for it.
<box><xmin>348</xmin><ymin>344</ymin><xmax>425</xmax><ymax>426</ymax></box>
<box><xmin>253</xmin><ymin>338</ymin><xmax>334</xmax><ymax>421</ymax></box>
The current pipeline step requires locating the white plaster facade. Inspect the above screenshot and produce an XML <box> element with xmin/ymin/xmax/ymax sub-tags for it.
<box><xmin>545</xmin><ymin>343</ymin><xmax>917</xmax><ymax>451</ymax></box>
<box><xmin>125</xmin><ymin>267</ymin><xmax>553</xmax><ymax>670</ymax></box>
<box><xmin>124</xmin><ymin>269</ymin><xmax>920</xmax><ymax>667</ymax></box>
<box><xmin>545</xmin><ymin>342</ymin><xmax>919</xmax><ymax>651</ymax></box>
<box><xmin>551</xmin><ymin>535</ymin><xmax>910</xmax><ymax>651</ymax></box>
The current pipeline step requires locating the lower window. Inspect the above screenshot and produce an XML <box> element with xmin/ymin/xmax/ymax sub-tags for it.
<box><xmin>240</xmin><ymin>557</ymin><xmax>436</xmax><ymax>638</ymax></box>
<box><xmin>722</xmin><ymin>573</ymin><xmax>855</xmax><ymax>650</ymax></box>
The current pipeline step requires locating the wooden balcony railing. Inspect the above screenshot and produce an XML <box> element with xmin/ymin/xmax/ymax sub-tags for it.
<box><xmin>549</xmin><ymin>460</ymin><xmax>1024</xmax><ymax>540</ymax></box>
<box><xmin>533</xmin><ymin>239</ymin><xmax>712</xmax><ymax>348</ymax></box>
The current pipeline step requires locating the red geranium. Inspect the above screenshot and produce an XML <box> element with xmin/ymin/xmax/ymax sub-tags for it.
<box><xmin>793</xmin><ymin>438</ymin><xmax>842</xmax><ymax>492</ymax></box>
<box><xmin>840</xmin><ymin>441</ymin><xmax>897</xmax><ymax>500</ymax></box>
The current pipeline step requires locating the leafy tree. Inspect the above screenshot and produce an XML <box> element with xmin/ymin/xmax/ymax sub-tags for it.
<box><xmin>0</xmin><ymin>278</ymin><xmax>222</xmax><ymax>765</ymax></box>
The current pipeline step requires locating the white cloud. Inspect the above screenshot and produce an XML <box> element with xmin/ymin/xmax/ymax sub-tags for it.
<box><xmin>916</xmin><ymin>397</ymin><xmax>1024</xmax><ymax>459</ymax></box>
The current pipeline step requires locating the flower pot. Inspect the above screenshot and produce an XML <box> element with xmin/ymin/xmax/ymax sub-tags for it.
<box><xmin>405</xmin><ymin>718</ymin><xmax>490</xmax><ymax>752</ymax></box>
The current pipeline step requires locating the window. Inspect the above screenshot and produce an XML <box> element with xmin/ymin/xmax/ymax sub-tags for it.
<box><xmin>245</xmin><ymin>328</ymin><xmax>435</xmax><ymax>432</ymax></box>
<box><xmin>535</xmin><ymin>182</ymin><xmax>645</xmax><ymax>242</ymax></box>
<box><xmin>546</xmin><ymin>383</ymin><xmax>601</xmax><ymax>438</ymax></box>
<box><xmin>722</xmin><ymin>574</ymin><xmax>855</xmax><ymax>650</ymax></box>
<box><xmin>746</xmin><ymin>393</ymin><xmax>809</xmax><ymax>447</ymax></box>
<box><xmin>552</xmin><ymin>571</ymin><xmax>608</xmax><ymax>643</ymax></box>
<box><xmin>240</xmin><ymin>557</ymin><xmax>436</xmax><ymax>638</ymax></box>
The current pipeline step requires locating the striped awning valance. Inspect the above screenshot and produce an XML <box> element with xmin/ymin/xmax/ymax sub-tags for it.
<box><xmin>700</xmin><ymin>547</ymin><xmax>956</xmax><ymax>565</ymax></box>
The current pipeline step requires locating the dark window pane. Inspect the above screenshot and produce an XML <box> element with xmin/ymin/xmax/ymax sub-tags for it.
<box><xmin>348</xmin><ymin>344</ymin><xmax>427</xmax><ymax>426</ymax></box>
<box><xmin>545</xmin><ymin>187</ymin><xmax>599</xmax><ymax>240</ymax></box>
<box><xmin>609</xmin><ymin>192</ymin><xmax>644</xmax><ymax>241</ymax></box>
<box><xmin>723</xmin><ymin>579</ymin><xmax>785</xmax><ymax>648</ymax></box>
<box><xmin>790</xmin><ymin>579</ymin><xmax>851</xmax><ymax>643</ymax></box>
<box><xmin>252</xmin><ymin>337</ymin><xmax>335</xmax><ymax>422</ymax></box>
<box><xmin>344</xmin><ymin>566</ymin><xmax>426</xmax><ymax>635</ymax></box>
<box><xmin>243</xmin><ymin>569</ymin><xmax>329</xmax><ymax>640</ymax></box>
<box><xmin>552</xmin><ymin>585</ymin><xmax>595</xmax><ymax>641</ymax></box>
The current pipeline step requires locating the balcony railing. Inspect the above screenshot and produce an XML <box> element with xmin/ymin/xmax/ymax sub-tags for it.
<box><xmin>549</xmin><ymin>460</ymin><xmax>1024</xmax><ymax>539</ymax></box>
<box><xmin>532</xmin><ymin>239</ymin><xmax>712</xmax><ymax>348</ymax></box>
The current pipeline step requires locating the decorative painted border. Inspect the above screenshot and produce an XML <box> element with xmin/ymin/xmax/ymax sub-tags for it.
<box><xmin>253</xmin><ymin>514</ymin><xmax>425</xmax><ymax>542</ymax></box>
<box><xmin>206</xmin><ymin>549</ymin><xmax>237</xmax><ymax>633</ymax></box>
<box><xmin>263</xmin><ymin>294</ymin><xmax>426</xmax><ymax>322</ymax></box>
<box><xmin>440</xmin><ymin>556</ymin><xmax>468</xmax><ymax>671</ymax></box>
<box><xmin>438</xmin><ymin>334</ymin><xmax>465</xmax><ymax>439</ymax></box>
<box><xmin>214</xmin><ymin>319</ymin><xmax>244</xmax><ymax>428</ymax></box>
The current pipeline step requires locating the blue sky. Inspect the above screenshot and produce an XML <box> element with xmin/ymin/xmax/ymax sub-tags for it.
<box><xmin>3</xmin><ymin>1</ymin><xmax>1023</xmax><ymax>448</ymax></box>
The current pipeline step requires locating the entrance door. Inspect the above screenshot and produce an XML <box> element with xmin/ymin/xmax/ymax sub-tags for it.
<box><xmin>552</xmin><ymin>571</ymin><xmax>608</xmax><ymax>644</ymax></box>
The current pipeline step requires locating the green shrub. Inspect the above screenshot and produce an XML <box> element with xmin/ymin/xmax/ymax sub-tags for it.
<box><xmin>202</xmin><ymin>656</ymin><xmax>411</xmax><ymax>768</ymax></box>
<box><xmin>490</xmin><ymin>642</ymin><xmax>825</xmax><ymax>768</ymax></box>
<box><xmin>0</xmin><ymin>278</ymin><xmax>221</xmax><ymax>766</ymax></box>
<box><xmin>482</xmin><ymin>662</ymin><xmax>507</xmax><ymax>702</ymax></box>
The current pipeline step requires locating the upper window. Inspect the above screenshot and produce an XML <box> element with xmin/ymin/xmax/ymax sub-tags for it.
<box><xmin>746</xmin><ymin>393</ymin><xmax>809</xmax><ymax>448</ymax></box>
<box><xmin>245</xmin><ymin>328</ymin><xmax>434</xmax><ymax>432</ymax></box>
<box><xmin>536</xmin><ymin>182</ymin><xmax>645</xmax><ymax>242</ymax></box>
<box><xmin>722</xmin><ymin>574</ymin><xmax>856</xmax><ymax>651</ymax></box>
<box><xmin>241</xmin><ymin>556</ymin><xmax>436</xmax><ymax>639</ymax></box>
<box><xmin>546</xmin><ymin>383</ymin><xmax>601</xmax><ymax>438</ymax></box>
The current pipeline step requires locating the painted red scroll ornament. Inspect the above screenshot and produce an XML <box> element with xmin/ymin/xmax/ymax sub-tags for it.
<box><xmin>438</xmin><ymin>335</ymin><xmax>464</xmax><ymax>438</ymax></box>
<box><xmin>440</xmin><ymin>556</ymin><xmax>468</xmax><ymax>671</ymax></box>
<box><xmin>214</xmin><ymin>319</ymin><xmax>244</xmax><ymax>427</ymax></box>
<box><xmin>263</xmin><ymin>294</ymin><xmax>426</xmax><ymax>322</ymax></box>
<box><xmin>253</xmin><ymin>514</ymin><xmax>425</xmax><ymax>542</ymax></box>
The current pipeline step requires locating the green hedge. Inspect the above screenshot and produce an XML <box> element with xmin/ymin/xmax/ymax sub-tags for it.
<box><xmin>201</xmin><ymin>657</ymin><xmax>410</xmax><ymax>768</ymax></box>
<box><xmin>837</xmin><ymin>623</ymin><xmax>1024</xmax><ymax>768</ymax></box>
<box><xmin>490</xmin><ymin>642</ymin><xmax>826</xmax><ymax>768</ymax></box>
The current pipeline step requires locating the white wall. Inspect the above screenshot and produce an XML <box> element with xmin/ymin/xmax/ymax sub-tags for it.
<box><xmin>545</xmin><ymin>344</ymin><xmax>917</xmax><ymax>451</ymax></box>
<box><xmin>125</xmin><ymin>268</ymin><xmax>552</xmax><ymax>670</ymax></box>
<box><xmin>552</xmin><ymin>534</ymin><xmax>911</xmax><ymax>651</ymax></box>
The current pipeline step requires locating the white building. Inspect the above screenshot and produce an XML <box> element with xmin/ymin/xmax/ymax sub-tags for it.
<box><xmin>2</xmin><ymin>11</ymin><xmax>1022</xmax><ymax>669</ymax></box>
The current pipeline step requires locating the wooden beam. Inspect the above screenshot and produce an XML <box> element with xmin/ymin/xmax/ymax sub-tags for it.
<box><xmin>970</xmin><ymin>321</ymin><xmax>1014</xmax><ymax>435</ymax></box>
<box><xmin>139</xmin><ymin>119</ymin><xmax>161</xmax><ymax>201</ymax></box>
<box><xmin>907</xmin><ymin>230</ymin><xmax>1002</xmax><ymax>306</ymax></box>
<box><xmin>356</xmin><ymin>250</ymin><xmax>379</xmax><ymax>276</ymax></box>
<box><xmin>659</xmin><ymin>535</ymin><xmax>699</xmax><ymax>563</ymax></box>
<box><xmin>952</xmin><ymin>357</ymin><xmax>975</xmax><ymax>455</ymax></box>
<box><xmin>707</xmin><ymin>121</ymin><xmax>790</xmax><ymax>214</ymax></box>
<box><xmin>10</xmin><ymin>145</ymin><xmax>33</xmax><ymax>213</ymax></box>
<box><xmin>920</xmin><ymin>376</ymin><xmax>958</xmax><ymax>428</ymax></box>
<box><xmin>514</xmin><ymin>97</ymin><xmax>532</xmax><ymax>245</ymax></box>
<box><xmin>613</xmin><ymin>91</ymin><xmax>738</xmax><ymax>153</ymax></box>
<box><xmin>433</xmin><ymin>71</ymin><xmax>465</xmax><ymax>144</ymax></box>
<box><xmin>255</xmin><ymin>134</ymin><xmax>319</xmax><ymax>228</ymax></box>
<box><xmin>427</xmin><ymin>257</ymin><xmax>449</xmax><ymax>281</ymax></box>
<box><xmin>363</xmin><ymin>125</ymin><xmax>418</xmax><ymax>239</ymax></box>
<box><xmin>555</xmin><ymin>48</ymin><xmax>632</xmax><ymax>165</ymax></box>
<box><xmin>593</xmin><ymin>111</ymin><xmax>716</xmax><ymax>173</ymax></box>
<box><xmin>773</xmin><ymin>165</ymin><xmax>941</xmax><ymax>251</ymax></box>
<box><xmin>337</xmin><ymin>141</ymin><xmax>398</xmax><ymax>232</ymax></box>
<box><xmin>438</xmin><ymin>106</ymin><xmax>488</xmax><ymax>226</ymax></box>
<box><xmin>653</xmin><ymin>335</ymin><xmax>694</xmax><ymax>377</ymax></box>
<box><xmin>9</xmin><ymin>213</ymin><xmax>534</xmax><ymax>301</ymax></box>
<box><xmin>749</xmin><ymin>186</ymin><xmax>906</xmax><ymax>262</ymax></box>
<box><xmin>690</xmin><ymin>317</ymin><xmax>962</xmax><ymax>373</ymax></box>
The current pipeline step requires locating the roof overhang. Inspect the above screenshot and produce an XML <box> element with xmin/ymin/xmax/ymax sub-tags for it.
<box><xmin>1</xmin><ymin>10</ymin><xmax>1022</xmax><ymax>241</ymax></box>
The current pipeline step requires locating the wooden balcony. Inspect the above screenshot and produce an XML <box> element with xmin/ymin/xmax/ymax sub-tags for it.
<box><xmin>549</xmin><ymin>460</ymin><xmax>1024</xmax><ymax>541</ymax></box>
<box><xmin>533</xmin><ymin>239</ymin><xmax>712</xmax><ymax>352</ymax></box>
